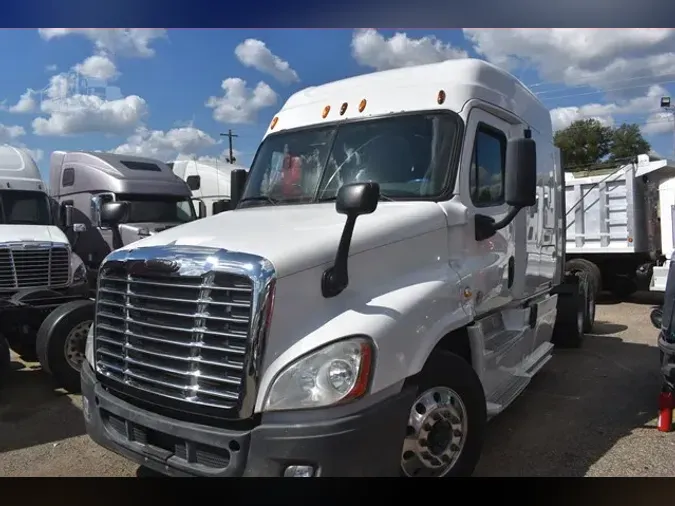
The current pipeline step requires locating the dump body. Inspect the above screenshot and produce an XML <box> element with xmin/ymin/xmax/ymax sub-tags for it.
<box><xmin>564</xmin><ymin>155</ymin><xmax>675</xmax><ymax>294</ymax></box>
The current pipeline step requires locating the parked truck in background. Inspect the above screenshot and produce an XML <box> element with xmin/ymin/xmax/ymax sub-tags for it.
<box><xmin>170</xmin><ymin>158</ymin><xmax>249</xmax><ymax>216</ymax></box>
<box><xmin>0</xmin><ymin>145</ymin><xmax>90</xmax><ymax>388</ymax></box>
<box><xmin>30</xmin><ymin>151</ymin><xmax>205</xmax><ymax>392</ymax></box>
<box><xmin>564</xmin><ymin>155</ymin><xmax>675</xmax><ymax>300</ymax></box>
<box><xmin>81</xmin><ymin>58</ymin><xmax>593</xmax><ymax>477</ymax></box>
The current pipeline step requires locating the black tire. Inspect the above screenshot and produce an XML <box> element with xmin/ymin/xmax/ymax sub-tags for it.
<box><xmin>400</xmin><ymin>351</ymin><xmax>487</xmax><ymax>477</ymax></box>
<box><xmin>651</xmin><ymin>307</ymin><xmax>664</xmax><ymax>330</ymax></box>
<box><xmin>610</xmin><ymin>275</ymin><xmax>638</xmax><ymax>299</ymax></box>
<box><xmin>566</xmin><ymin>258</ymin><xmax>601</xmax><ymax>295</ymax></box>
<box><xmin>0</xmin><ymin>336</ymin><xmax>10</xmax><ymax>380</ymax></box>
<box><xmin>552</xmin><ymin>275</ymin><xmax>587</xmax><ymax>349</ymax></box>
<box><xmin>36</xmin><ymin>299</ymin><xmax>95</xmax><ymax>394</ymax></box>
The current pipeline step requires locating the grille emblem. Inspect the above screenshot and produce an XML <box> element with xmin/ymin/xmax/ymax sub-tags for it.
<box><xmin>126</xmin><ymin>259</ymin><xmax>180</xmax><ymax>276</ymax></box>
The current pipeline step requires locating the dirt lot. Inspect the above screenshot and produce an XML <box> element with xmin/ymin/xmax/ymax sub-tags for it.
<box><xmin>0</xmin><ymin>292</ymin><xmax>670</xmax><ymax>477</ymax></box>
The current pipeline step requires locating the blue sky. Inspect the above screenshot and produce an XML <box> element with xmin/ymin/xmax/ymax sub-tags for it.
<box><xmin>1</xmin><ymin>28</ymin><xmax>674</xmax><ymax>179</ymax></box>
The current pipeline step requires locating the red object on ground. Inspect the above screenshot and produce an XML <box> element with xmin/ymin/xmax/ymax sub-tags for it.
<box><xmin>658</xmin><ymin>390</ymin><xmax>673</xmax><ymax>432</ymax></box>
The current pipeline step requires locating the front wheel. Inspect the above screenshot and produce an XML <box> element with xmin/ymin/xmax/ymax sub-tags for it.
<box><xmin>36</xmin><ymin>300</ymin><xmax>95</xmax><ymax>393</ymax></box>
<box><xmin>400</xmin><ymin>351</ymin><xmax>486</xmax><ymax>477</ymax></box>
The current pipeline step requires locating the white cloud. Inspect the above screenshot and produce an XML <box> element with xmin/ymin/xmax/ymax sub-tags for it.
<box><xmin>0</xmin><ymin>125</ymin><xmax>42</xmax><ymax>161</ymax></box>
<box><xmin>549</xmin><ymin>84</ymin><xmax>669</xmax><ymax>132</ymax></box>
<box><xmin>234</xmin><ymin>39</ymin><xmax>299</xmax><ymax>85</ymax></box>
<box><xmin>73</xmin><ymin>54</ymin><xmax>118</xmax><ymax>81</ymax></box>
<box><xmin>351</xmin><ymin>28</ymin><xmax>468</xmax><ymax>71</ymax></box>
<box><xmin>0</xmin><ymin>124</ymin><xmax>26</xmax><ymax>142</ymax></box>
<box><xmin>192</xmin><ymin>149</ymin><xmax>244</xmax><ymax>165</ymax></box>
<box><xmin>643</xmin><ymin>111</ymin><xmax>674</xmax><ymax>136</ymax></box>
<box><xmin>112</xmin><ymin>126</ymin><xmax>218</xmax><ymax>161</ymax></box>
<box><xmin>45</xmin><ymin>64</ymin><xmax>58</xmax><ymax>72</ymax></box>
<box><xmin>206</xmin><ymin>78</ymin><xmax>277</xmax><ymax>124</ymax></box>
<box><xmin>31</xmin><ymin>73</ymin><xmax>146</xmax><ymax>136</ymax></box>
<box><xmin>465</xmin><ymin>29</ymin><xmax>675</xmax><ymax>93</ymax></box>
<box><xmin>38</xmin><ymin>29</ymin><xmax>166</xmax><ymax>58</ymax></box>
<box><xmin>8</xmin><ymin>89</ymin><xmax>37</xmax><ymax>113</ymax></box>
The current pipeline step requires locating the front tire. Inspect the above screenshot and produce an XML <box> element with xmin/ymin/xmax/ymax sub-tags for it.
<box><xmin>400</xmin><ymin>351</ymin><xmax>486</xmax><ymax>477</ymax></box>
<box><xmin>36</xmin><ymin>300</ymin><xmax>94</xmax><ymax>393</ymax></box>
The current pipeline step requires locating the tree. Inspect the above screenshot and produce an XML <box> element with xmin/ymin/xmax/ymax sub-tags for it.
<box><xmin>554</xmin><ymin>118</ymin><xmax>613</xmax><ymax>171</ymax></box>
<box><xmin>609</xmin><ymin>123</ymin><xmax>651</xmax><ymax>161</ymax></box>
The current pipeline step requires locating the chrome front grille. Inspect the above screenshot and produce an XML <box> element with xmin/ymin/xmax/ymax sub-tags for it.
<box><xmin>93</xmin><ymin>246</ymin><xmax>276</xmax><ymax>418</ymax></box>
<box><xmin>0</xmin><ymin>244</ymin><xmax>70</xmax><ymax>290</ymax></box>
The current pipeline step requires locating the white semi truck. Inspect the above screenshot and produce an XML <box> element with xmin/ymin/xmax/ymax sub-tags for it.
<box><xmin>81</xmin><ymin>58</ymin><xmax>592</xmax><ymax>477</ymax></box>
<box><xmin>170</xmin><ymin>158</ymin><xmax>250</xmax><ymax>216</ymax></box>
<box><xmin>0</xmin><ymin>145</ymin><xmax>90</xmax><ymax>384</ymax></box>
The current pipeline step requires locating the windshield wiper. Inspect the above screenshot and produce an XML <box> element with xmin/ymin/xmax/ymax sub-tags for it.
<box><xmin>317</xmin><ymin>194</ymin><xmax>394</xmax><ymax>203</ymax></box>
<box><xmin>238</xmin><ymin>195</ymin><xmax>279</xmax><ymax>206</ymax></box>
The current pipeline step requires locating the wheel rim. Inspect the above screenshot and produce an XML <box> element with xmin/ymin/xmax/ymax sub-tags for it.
<box><xmin>401</xmin><ymin>386</ymin><xmax>468</xmax><ymax>477</ymax></box>
<box><xmin>64</xmin><ymin>320</ymin><xmax>92</xmax><ymax>371</ymax></box>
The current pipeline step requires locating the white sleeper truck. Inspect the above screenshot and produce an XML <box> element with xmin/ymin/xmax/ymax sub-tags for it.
<box><xmin>81</xmin><ymin>59</ymin><xmax>592</xmax><ymax>477</ymax></box>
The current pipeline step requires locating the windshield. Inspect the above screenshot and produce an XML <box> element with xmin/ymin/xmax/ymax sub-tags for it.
<box><xmin>241</xmin><ymin>113</ymin><xmax>461</xmax><ymax>207</ymax></box>
<box><xmin>114</xmin><ymin>193</ymin><xmax>196</xmax><ymax>224</ymax></box>
<box><xmin>0</xmin><ymin>190</ymin><xmax>51</xmax><ymax>225</ymax></box>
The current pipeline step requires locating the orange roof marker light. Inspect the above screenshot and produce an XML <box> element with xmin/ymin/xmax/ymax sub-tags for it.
<box><xmin>340</xmin><ymin>102</ymin><xmax>348</xmax><ymax>115</ymax></box>
<box><xmin>358</xmin><ymin>99</ymin><xmax>367</xmax><ymax>112</ymax></box>
<box><xmin>322</xmin><ymin>105</ymin><xmax>331</xmax><ymax>118</ymax></box>
<box><xmin>437</xmin><ymin>90</ymin><xmax>446</xmax><ymax>105</ymax></box>
<box><xmin>270</xmin><ymin>116</ymin><xmax>279</xmax><ymax>130</ymax></box>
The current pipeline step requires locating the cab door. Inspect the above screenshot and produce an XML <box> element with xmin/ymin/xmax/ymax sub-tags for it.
<box><xmin>458</xmin><ymin>107</ymin><xmax>527</xmax><ymax>315</ymax></box>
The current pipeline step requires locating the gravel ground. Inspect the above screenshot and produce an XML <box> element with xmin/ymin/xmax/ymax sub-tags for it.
<box><xmin>0</xmin><ymin>291</ymin><xmax>669</xmax><ymax>477</ymax></box>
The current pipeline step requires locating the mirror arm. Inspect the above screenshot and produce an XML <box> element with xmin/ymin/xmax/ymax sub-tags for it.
<box><xmin>321</xmin><ymin>215</ymin><xmax>357</xmax><ymax>298</ymax></box>
<box><xmin>475</xmin><ymin>206</ymin><xmax>523</xmax><ymax>241</ymax></box>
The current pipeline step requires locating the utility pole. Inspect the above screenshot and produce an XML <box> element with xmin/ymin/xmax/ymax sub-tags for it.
<box><xmin>661</xmin><ymin>96</ymin><xmax>674</xmax><ymax>157</ymax></box>
<box><xmin>219</xmin><ymin>129</ymin><xmax>238</xmax><ymax>164</ymax></box>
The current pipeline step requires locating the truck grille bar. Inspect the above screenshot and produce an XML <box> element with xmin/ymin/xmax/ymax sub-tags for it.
<box><xmin>0</xmin><ymin>243</ymin><xmax>70</xmax><ymax>290</ymax></box>
<box><xmin>93</xmin><ymin>246</ymin><xmax>276</xmax><ymax>420</ymax></box>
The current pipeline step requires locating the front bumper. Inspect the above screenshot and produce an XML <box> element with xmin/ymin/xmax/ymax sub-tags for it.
<box><xmin>81</xmin><ymin>363</ymin><xmax>415</xmax><ymax>477</ymax></box>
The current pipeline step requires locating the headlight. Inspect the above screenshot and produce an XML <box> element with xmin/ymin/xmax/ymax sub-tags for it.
<box><xmin>85</xmin><ymin>323</ymin><xmax>94</xmax><ymax>367</ymax></box>
<box><xmin>263</xmin><ymin>337</ymin><xmax>374</xmax><ymax>412</ymax></box>
<box><xmin>71</xmin><ymin>253</ymin><xmax>87</xmax><ymax>284</ymax></box>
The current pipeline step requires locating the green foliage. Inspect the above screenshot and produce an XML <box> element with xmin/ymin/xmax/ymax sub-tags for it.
<box><xmin>553</xmin><ymin>119</ymin><xmax>651</xmax><ymax>172</ymax></box>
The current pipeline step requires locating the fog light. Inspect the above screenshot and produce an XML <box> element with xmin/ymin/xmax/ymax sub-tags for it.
<box><xmin>82</xmin><ymin>396</ymin><xmax>91</xmax><ymax>422</ymax></box>
<box><xmin>283</xmin><ymin>465</ymin><xmax>315</xmax><ymax>477</ymax></box>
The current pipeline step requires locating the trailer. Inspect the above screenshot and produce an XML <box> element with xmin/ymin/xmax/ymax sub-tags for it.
<box><xmin>564</xmin><ymin>154</ymin><xmax>675</xmax><ymax>298</ymax></box>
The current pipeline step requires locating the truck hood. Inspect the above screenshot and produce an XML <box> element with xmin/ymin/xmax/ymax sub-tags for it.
<box><xmin>118</xmin><ymin>222</ymin><xmax>188</xmax><ymax>246</ymax></box>
<box><xmin>0</xmin><ymin>224</ymin><xmax>70</xmax><ymax>246</ymax></box>
<box><xmin>117</xmin><ymin>202</ymin><xmax>449</xmax><ymax>278</ymax></box>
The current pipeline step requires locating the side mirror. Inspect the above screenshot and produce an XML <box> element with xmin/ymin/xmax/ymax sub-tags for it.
<box><xmin>100</xmin><ymin>201</ymin><xmax>129</xmax><ymax>226</ymax></box>
<box><xmin>322</xmin><ymin>182</ymin><xmax>380</xmax><ymax>298</ymax></box>
<box><xmin>186</xmin><ymin>175</ymin><xmax>201</xmax><ymax>191</ymax></box>
<box><xmin>475</xmin><ymin>136</ymin><xmax>537</xmax><ymax>241</ymax></box>
<box><xmin>230</xmin><ymin>169</ymin><xmax>248</xmax><ymax>208</ymax></box>
<box><xmin>63</xmin><ymin>204</ymin><xmax>73</xmax><ymax>228</ymax></box>
<box><xmin>193</xmin><ymin>199</ymin><xmax>206</xmax><ymax>219</ymax></box>
<box><xmin>212</xmin><ymin>199</ymin><xmax>232</xmax><ymax>215</ymax></box>
<box><xmin>505</xmin><ymin>137</ymin><xmax>537</xmax><ymax>208</ymax></box>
